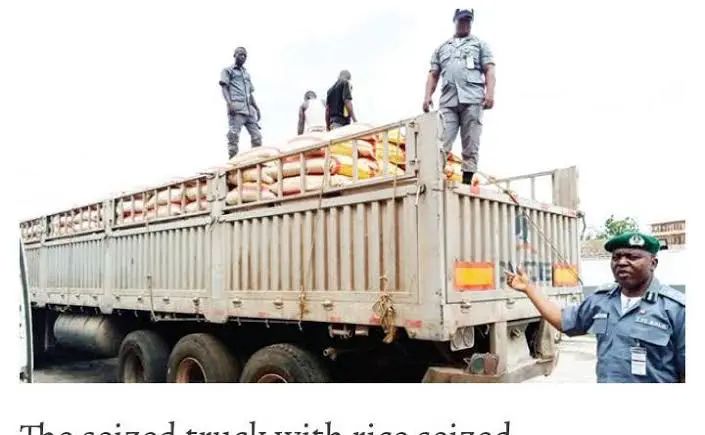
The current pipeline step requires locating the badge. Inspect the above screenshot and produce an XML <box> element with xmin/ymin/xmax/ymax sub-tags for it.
<box><xmin>465</xmin><ymin>55</ymin><xmax>475</xmax><ymax>69</ymax></box>
<box><xmin>630</xmin><ymin>347</ymin><xmax>647</xmax><ymax>376</ymax></box>
<box><xmin>629</xmin><ymin>234</ymin><xmax>645</xmax><ymax>247</ymax></box>
<box><xmin>635</xmin><ymin>316</ymin><xmax>669</xmax><ymax>331</ymax></box>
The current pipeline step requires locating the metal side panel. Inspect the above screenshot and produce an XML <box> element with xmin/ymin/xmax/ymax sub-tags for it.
<box><xmin>222</xmin><ymin>187</ymin><xmax>420</xmax><ymax>303</ymax></box>
<box><xmin>24</xmin><ymin>245</ymin><xmax>44</xmax><ymax>305</ymax></box>
<box><xmin>445</xmin><ymin>189</ymin><xmax>582</xmax><ymax>305</ymax></box>
<box><xmin>109</xmin><ymin>224</ymin><xmax>213</xmax><ymax>314</ymax></box>
<box><xmin>39</xmin><ymin>237</ymin><xmax>106</xmax><ymax>307</ymax></box>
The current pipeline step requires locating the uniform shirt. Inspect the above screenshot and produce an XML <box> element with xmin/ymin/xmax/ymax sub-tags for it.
<box><xmin>219</xmin><ymin>65</ymin><xmax>256</xmax><ymax>116</ymax></box>
<box><xmin>561</xmin><ymin>278</ymin><xmax>685</xmax><ymax>383</ymax></box>
<box><xmin>430</xmin><ymin>35</ymin><xmax>494</xmax><ymax>108</ymax></box>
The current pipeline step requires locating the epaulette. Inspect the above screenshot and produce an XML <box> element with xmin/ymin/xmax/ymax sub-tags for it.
<box><xmin>659</xmin><ymin>286</ymin><xmax>685</xmax><ymax>307</ymax></box>
<box><xmin>594</xmin><ymin>282</ymin><xmax>618</xmax><ymax>294</ymax></box>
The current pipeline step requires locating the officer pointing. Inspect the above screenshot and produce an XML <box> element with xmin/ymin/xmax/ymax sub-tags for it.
<box><xmin>423</xmin><ymin>8</ymin><xmax>496</xmax><ymax>185</ymax></box>
<box><xmin>505</xmin><ymin>231</ymin><xmax>685</xmax><ymax>383</ymax></box>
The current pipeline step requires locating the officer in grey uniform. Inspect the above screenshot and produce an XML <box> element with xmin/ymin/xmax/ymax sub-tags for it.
<box><xmin>505</xmin><ymin>231</ymin><xmax>685</xmax><ymax>383</ymax></box>
<box><xmin>219</xmin><ymin>47</ymin><xmax>263</xmax><ymax>159</ymax></box>
<box><xmin>423</xmin><ymin>8</ymin><xmax>496</xmax><ymax>185</ymax></box>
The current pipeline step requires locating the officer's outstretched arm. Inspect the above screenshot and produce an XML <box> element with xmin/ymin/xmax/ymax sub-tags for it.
<box><xmin>523</xmin><ymin>285</ymin><xmax>563</xmax><ymax>332</ymax></box>
<box><xmin>505</xmin><ymin>269</ymin><xmax>563</xmax><ymax>331</ymax></box>
<box><xmin>525</xmin><ymin>283</ymin><xmax>597</xmax><ymax>337</ymax></box>
<box><xmin>506</xmin><ymin>268</ymin><xmax>594</xmax><ymax>336</ymax></box>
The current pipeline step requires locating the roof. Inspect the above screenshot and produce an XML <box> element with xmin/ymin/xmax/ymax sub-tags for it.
<box><xmin>650</xmin><ymin>219</ymin><xmax>686</xmax><ymax>225</ymax></box>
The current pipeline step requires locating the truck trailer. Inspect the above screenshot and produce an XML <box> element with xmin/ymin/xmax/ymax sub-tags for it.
<box><xmin>20</xmin><ymin>112</ymin><xmax>583</xmax><ymax>383</ymax></box>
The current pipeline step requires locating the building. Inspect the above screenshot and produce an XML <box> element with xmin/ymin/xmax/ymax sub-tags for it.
<box><xmin>650</xmin><ymin>219</ymin><xmax>686</xmax><ymax>247</ymax></box>
<box><xmin>578</xmin><ymin>219</ymin><xmax>687</xmax><ymax>296</ymax></box>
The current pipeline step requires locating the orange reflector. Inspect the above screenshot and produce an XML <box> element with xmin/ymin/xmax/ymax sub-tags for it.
<box><xmin>553</xmin><ymin>264</ymin><xmax>579</xmax><ymax>287</ymax></box>
<box><xmin>454</xmin><ymin>261</ymin><xmax>495</xmax><ymax>291</ymax></box>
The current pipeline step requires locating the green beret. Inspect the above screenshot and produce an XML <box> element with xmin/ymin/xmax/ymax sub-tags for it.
<box><xmin>604</xmin><ymin>231</ymin><xmax>660</xmax><ymax>254</ymax></box>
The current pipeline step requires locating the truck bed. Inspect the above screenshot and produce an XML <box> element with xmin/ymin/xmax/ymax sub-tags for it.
<box><xmin>21</xmin><ymin>113</ymin><xmax>583</xmax><ymax>344</ymax></box>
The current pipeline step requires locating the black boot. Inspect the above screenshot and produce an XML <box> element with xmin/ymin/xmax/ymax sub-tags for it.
<box><xmin>462</xmin><ymin>171</ymin><xmax>474</xmax><ymax>185</ymax></box>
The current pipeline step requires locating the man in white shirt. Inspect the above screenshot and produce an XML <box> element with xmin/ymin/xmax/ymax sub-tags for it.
<box><xmin>298</xmin><ymin>90</ymin><xmax>327</xmax><ymax>135</ymax></box>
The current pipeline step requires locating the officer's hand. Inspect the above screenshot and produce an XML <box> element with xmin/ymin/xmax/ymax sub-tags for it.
<box><xmin>483</xmin><ymin>94</ymin><xmax>495</xmax><ymax>110</ymax></box>
<box><xmin>228</xmin><ymin>102</ymin><xmax>237</xmax><ymax>115</ymax></box>
<box><xmin>256</xmin><ymin>108</ymin><xmax>261</xmax><ymax>122</ymax></box>
<box><xmin>504</xmin><ymin>266</ymin><xmax>530</xmax><ymax>292</ymax></box>
<box><xmin>422</xmin><ymin>97</ymin><xmax>433</xmax><ymax>113</ymax></box>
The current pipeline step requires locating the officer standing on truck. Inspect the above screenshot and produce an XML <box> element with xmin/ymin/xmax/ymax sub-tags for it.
<box><xmin>505</xmin><ymin>231</ymin><xmax>685</xmax><ymax>383</ymax></box>
<box><xmin>219</xmin><ymin>46</ymin><xmax>262</xmax><ymax>159</ymax></box>
<box><xmin>325</xmin><ymin>70</ymin><xmax>357</xmax><ymax>130</ymax></box>
<box><xmin>423</xmin><ymin>8</ymin><xmax>496</xmax><ymax>185</ymax></box>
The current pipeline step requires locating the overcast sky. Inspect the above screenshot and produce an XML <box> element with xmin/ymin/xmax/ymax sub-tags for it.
<box><xmin>2</xmin><ymin>0</ymin><xmax>697</xmax><ymax>230</ymax></box>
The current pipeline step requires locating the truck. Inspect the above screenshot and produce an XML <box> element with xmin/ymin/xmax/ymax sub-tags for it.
<box><xmin>20</xmin><ymin>112</ymin><xmax>583</xmax><ymax>383</ymax></box>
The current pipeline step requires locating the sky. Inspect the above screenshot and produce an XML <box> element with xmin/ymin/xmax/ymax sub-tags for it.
<box><xmin>1</xmin><ymin>0</ymin><xmax>698</xmax><ymax>230</ymax></box>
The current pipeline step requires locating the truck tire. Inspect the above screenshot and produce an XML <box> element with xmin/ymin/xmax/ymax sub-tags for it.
<box><xmin>166</xmin><ymin>333</ymin><xmax>240</xmax><ymax>383</ymax></box>
<box><xmin>240</xmin><ymin>343</ymin><xmax>330</xmax><ymax>383</ymax></box>
<box><xmin>117</xmin><ymin>330</ymin><xmax>169</xmax><ymax>383</ymax></box>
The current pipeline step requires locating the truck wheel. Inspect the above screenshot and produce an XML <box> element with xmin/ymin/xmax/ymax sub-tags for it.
<box><xmin>166</xmin><ymin>333</ymin><xmax>239</xmax><ymax>383</ymax></box>
<box><xmin>117</xmin><ymin>330</ymin><xmax>169</xmax><ymax>383</ymax></box>
<box><xmin>240</xmin><ymin>343</ymin><xmax>330</xmax><ymax>383</ymax></box>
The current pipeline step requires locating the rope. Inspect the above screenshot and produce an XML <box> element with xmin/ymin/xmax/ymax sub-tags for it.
<box><xmin>372</xmin><ymin>276</ymin><xmax>397</xmax><ymax>343</ymax></box>
<box><xmin>474</xmin><ymin>170</ymin><xmax>583</xmax><ymax>286</ymax></box>
<box><xmin>434</xmin><ymin>111</ymin><xmax>580</xmax><ymax>286</ymax></box>
<box><xmin>298</xmin><ymin>124</ymin><xmax>579</xmax><ymax>341</ymax></box>
<box><xmin>299</xmin><ymin>154</ymin><xmax>327</xmax><ymax>322</ymax></box>
<box><xmin>298</xmin><ymin>130</ymin><xmax>403</xmax><ymax>343</ymax></box>
<box><xmin>371</xmin><ymin>151</ymin><xmax>401</xmax><ymax>344</ymax></box>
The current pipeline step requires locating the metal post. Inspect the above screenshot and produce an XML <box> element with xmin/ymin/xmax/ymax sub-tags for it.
<box><xmin>20</xmin><ymin>239</ymin><xmax>34</xmax><ymax>383</ymax></box>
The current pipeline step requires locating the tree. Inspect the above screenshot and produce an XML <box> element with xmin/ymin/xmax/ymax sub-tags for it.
<box><xmin>597</xmin><ymin>214</ymin><xmax>639</xmax><ymax>239</ymax></box>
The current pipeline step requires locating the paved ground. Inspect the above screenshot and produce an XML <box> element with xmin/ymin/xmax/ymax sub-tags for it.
<box><xmin>526</xmin><ymin>336</ymin><xmax>597</xmax><ymax>383</ymax></box>
<box><xmin>35</xmin><ymin>358</ymin><xmax>119</xmax><ymax>383</ymax></box>
<box><xmin>33</xmin><ymin>336</ymin><xmax>597</xmax><ymax>383</ymax></box>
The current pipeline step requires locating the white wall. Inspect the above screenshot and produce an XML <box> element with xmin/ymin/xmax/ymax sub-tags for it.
<box><xmin>580</xmin><ymin>247</ymin><xmax>686</xmax><ymax>288</ymax></box>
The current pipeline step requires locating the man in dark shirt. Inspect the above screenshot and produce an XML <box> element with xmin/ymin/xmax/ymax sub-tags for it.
<box><xmin>325</xmin><ymin>70</ymin><xmax>357</xmax><ymax>130</ymax></box>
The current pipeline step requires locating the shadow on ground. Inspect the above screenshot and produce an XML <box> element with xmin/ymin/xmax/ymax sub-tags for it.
<box><xmin>33</xmin><ymin>337</ymin><xmax>598</xmax><ymax>383</ymax></box>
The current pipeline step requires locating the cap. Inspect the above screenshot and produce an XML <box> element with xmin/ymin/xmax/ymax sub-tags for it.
<box><xmin>454</xmin><ymin>8</ymin><xmax>474</xmax><ymax>21</ymax></box>
<box><xmin>604</xmin><ymin>231</ymin><xmax>661</xmax><ymax>255</ymax></box>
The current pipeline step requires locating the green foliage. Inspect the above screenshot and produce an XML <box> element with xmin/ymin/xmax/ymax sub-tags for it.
<box><xmin>598</xmin><ymin>214</ymin><xmax>639</xmax><ymax>239</ymax></box>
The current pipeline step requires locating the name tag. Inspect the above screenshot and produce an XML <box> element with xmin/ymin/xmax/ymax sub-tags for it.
<box><xmin>631</xmin><ymin>347</ymin><xmax>647</xmax><ymax>376</ymax></box>
<box><xmin>635</xmin><ymin>316</ymin><xmax>668</xmax><ymax>331</ymax></box>
<box><xmin>593</xmin><ymin>312</ymin><xmax>608</xmax><ymax>319</ymax></box>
